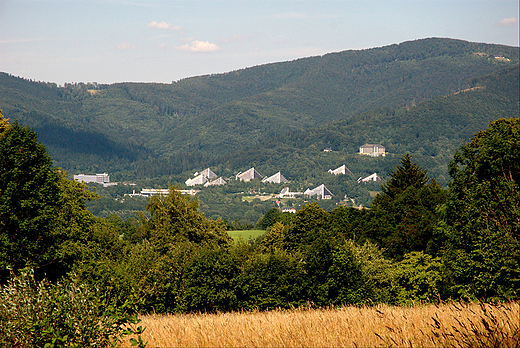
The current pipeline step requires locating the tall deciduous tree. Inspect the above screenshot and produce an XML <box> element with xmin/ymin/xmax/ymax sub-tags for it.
<box><xmin>140</xmin><ymin>187</ymin><xmax>231</xmax><ymax>252</ymax></box>
<box><xmin>0</xmin><ymin>111</ymin><xmax>98</xmax><ymax>281</ymax></box>
<box><xmin>442</xmin><ymin>117</ymin><xmax>520</xmax><ymax>300</ymax></box>
<box><xmin>0</xmin><ymin>117</ymin><xmax>62</xmax><ymax>277</ymax></box>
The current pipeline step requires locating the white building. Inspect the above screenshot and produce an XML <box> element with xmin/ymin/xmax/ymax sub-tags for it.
<box><xmin>204</xmin><ymin>177</ymin><xmax>227</xmax><ymax>187</ymax></box>
<box><xmin>236</xmin><ymin>167</ymin><xmax>263</xmax><ymax>182</ymax></box>
<box><xmin>328</xmin><ymin>165</ymin><xmax>353</xmax><ymax>175</ymax></box>
<box><xmin>185</xmin><ymin>168</ymin><xmax>217</xmax><ymax>186</ymax></box>
<box><xmin>140</xmin><ymin>188</ymin><xmax>170</xmax><ymax>197</ymax></box>
<box><xmin>304</xmin><ymin>184</ymin><xmax>333</xmax><ymax>199</ymax></box>
<box><xmin>74</xmin><ymin>173</ymin><xmax>116</xmax><ymax>187</ymax></box>
<box><xmin>131</xmin><ymin>188</ymin><xmax>200</xmax><ymax>197</ymax></box>
<box><xmin>262</xmin><ymin>172</ymin><xmax>289</xmax><ymax>184</ymax></box>
<box><xmin>359</xmin><ymin>144</ymin><xmax>386</xmax><ymax>157</ymax></box>
<box><xmin>279</xmin><ymin>187</ymin><xmax>302</xmax><ymax>199</ymax></box>
<box><xmin>357</xmin><ymin>173</ymin><xmax>382</xmax><ymax>183</ymax></box>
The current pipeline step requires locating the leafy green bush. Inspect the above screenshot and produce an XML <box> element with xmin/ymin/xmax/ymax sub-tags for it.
<box><xmin>0</xmin><ymin>269</ymin><xmax>146</xmax><ymax>348</ymax></box>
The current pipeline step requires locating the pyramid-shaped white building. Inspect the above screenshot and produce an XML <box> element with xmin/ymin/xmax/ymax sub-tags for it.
<box><xmin>328</xmin><ymin>164</ymin><xmax>353</xmax><ymax>175</ymax></box>
<box><xmin>204</xmin><ymin>177</ymin><xmax>227</xmax><ymax>187</ymax></box>
<box><xmin>236</xmin><ymin>167</ymin><xmax>263</xmax><ymax>182</ymax></box>
<box><xmin>304</xmin><ymin>184</ymin><xmax>333</xmax><ymax>199</ymax></box>
<box><xmin>185</xmin><ymin>168</ymin><xmax>217</xmax><ymax>186</ymax></box>
<box><xmin>262</xmin><ymin>172</ymin><xmax>289</xmax><ymax>184</ymax></box>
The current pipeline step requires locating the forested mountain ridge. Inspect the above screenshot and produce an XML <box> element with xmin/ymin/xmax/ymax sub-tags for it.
<box><xmin>0</xmin><ymin>37</ymin><xmax>518</xmax><ymax>179</ymax></box>
<box><xmin>218</xmin><ymin>65</ymin><xmax>519</xmax><ymax>185</ymax></box>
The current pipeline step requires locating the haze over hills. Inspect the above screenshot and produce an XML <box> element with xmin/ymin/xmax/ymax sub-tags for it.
<box><xmin>0</xmin><ymin>37</ymin><xmax>518</xmax><ymax>183</ymax></box>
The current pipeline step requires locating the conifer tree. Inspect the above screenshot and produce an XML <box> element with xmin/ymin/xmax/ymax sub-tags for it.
<box><xmin>369</xmin><ymin>154</ymin><xmax>446</xmax><ymax>258</ymax></box>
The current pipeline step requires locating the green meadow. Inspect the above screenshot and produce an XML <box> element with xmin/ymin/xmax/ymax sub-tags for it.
<box><xmin>227</xmin><ymin>230</ymin><xmax>265</xmax><ymax>242</ymax></box>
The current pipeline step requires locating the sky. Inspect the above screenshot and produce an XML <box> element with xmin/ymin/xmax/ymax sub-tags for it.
<box><xmin>0</xmin><ymin>0</ymin><xmax>518</xmax><ymax>85</ymax></box>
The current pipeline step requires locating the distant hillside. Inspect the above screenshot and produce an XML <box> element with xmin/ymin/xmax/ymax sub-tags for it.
<box><xmin>0</xmin><ymin>37</ymin><xmax>518</xmax><ymax>179</ymax></box>
<box><xmin>217</xmin><ymin>65</ymin><xmax>519</xmax><ymax>186</ymax></box>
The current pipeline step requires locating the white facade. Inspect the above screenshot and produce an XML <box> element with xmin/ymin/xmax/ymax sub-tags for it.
<box><xmin>140</xmin><ymin>188</ymin><xmax>170</xmax><ymax>197</ymax></box>
<box><xmin>328</xmin><ymin>165</ymin><xmax>352</xmax><ymax>175</ymax></box>
<box><xmin>357</xmin><ymin>173</ymin><xmax>382</xmax><ymax>183</ymax></box>
<box><xmin>185</xmin><ymin>168</ymin><xmax>217</xmax><ymax>186</ymax></box>
<box><xmin>236</xmin><ymin>167</ymin><xmax>263</xmax><ymax>182</ymax></box>
<box><xmin>262</xmin><ymin>172</ymin><xmax>289</xmax><ymax>184</ymax></box>
<box><xmin>73</xmin><ymin>173</ymin><xmax>115</xmax><ymax>187</ymax></box>
<box><xmin>131</xmin><ymin>188</ymin><xmax>200</xmax><ymax>197</ymax></box>
<box><xmin>359</xmin><ymin>144</ymin><xmax>386</xmax><ymax>157</ymax></box>
<box><xmin>279</xmin><ymin>187</ymin><xmax>302</xmax><ymax>198</ymax></box>
<box><xmin>304</xmin><ymin>184</ymin><xmax>333</xmax><ymax>199</ymax></box>
<box><xmin>204</xmin><ymin>177</ymin><xmax>227</xmax><ymax>187</ymax></box>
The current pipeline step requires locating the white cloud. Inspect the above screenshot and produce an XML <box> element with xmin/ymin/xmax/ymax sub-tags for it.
<box><xmin>147</xmin><ymin>21</ymin><xmax>182</xmax><ymax>31</ymax></box>
<box><xmin>116</xmin><ymin>42</ymin><xmax>136</xmax><ymax>50</ymax></box>
<box><xmin>495</xmin><ymin>17</ymin><xmax>518</xmax><ymax>27</ymax></box>
<box><xmin>176</xmin><ymin>40</ymin><xmax>220</xmax><ymax>53</ymax></box>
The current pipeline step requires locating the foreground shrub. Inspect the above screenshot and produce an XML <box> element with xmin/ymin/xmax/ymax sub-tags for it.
<box><xmin>0</xmin><ymin>269</ymin><xmax>146</xmax><ymax>348</ymax></box>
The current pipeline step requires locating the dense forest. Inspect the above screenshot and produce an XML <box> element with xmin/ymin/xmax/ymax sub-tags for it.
<box><xmin>0</xmin><ymin>106</ymin><xmax>519</xmax><ymax>345</ymax></box>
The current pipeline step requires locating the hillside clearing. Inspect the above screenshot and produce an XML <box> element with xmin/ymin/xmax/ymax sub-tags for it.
<box><xmin>227</xmin><ymin>230</ymin><xmax>265</xmax><ymax>242</ymax></box>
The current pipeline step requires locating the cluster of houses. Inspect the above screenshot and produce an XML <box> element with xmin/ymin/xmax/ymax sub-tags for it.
<box><xmin>75</xmin><ymin>143</ymin><xmax>386</xmax><ymax>199</ymax></box>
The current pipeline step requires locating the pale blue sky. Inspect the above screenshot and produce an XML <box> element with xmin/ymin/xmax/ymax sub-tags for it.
<box><xmin>1</xmin><ymin>0</ymin><xmax>518</xmax><ymax>84</ymax></box>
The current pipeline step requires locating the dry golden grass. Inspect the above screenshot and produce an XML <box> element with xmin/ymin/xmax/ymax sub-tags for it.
<box><xmin>125</xmin><ymin>302</ymin><xmax>519</xmax><ymax>348</ymax></box>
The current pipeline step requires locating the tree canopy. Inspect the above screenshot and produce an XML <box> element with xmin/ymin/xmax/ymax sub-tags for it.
<box><xmin>442</xmin><ymin>117</ymin><xmax>520</xmax><ymax>300</ymax></box>
<box><xmin>0</xmin><ymin>111</ymin><xmax>98</xmax><ymax>280</ymax></box>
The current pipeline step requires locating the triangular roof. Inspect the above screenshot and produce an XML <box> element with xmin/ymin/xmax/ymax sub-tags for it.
<box><xmin>304</xmin><ymin>184</ymin><xmax>333</xmax><ymax>199</ymax></box>
<box><xmin>328</xmin><ymin>164</ymin><xmax>353</xmax><ymax>175</ymax></box>
<box><xmin>204</xmin><ymin>177</ymin><xmax>227</xmax><ymax>187</ymax></box>
<box><xmin>186</xmin><ymin>168</ymin><xmax>217</xmax><ymax>186</ymax></box>
<box><xmin>357</xmin><ymin>173</ymin><xmax>381</xmax><ymax>183</ymax></box>
<box><xmin>200</xmin><ymin>168</ymin><xmax>217</xmax><ymax>180</ymax></box>
<box><xmin>185</xmin><ymin>173</ymin><xmax>207</xmax><ymax>186</ymax></box>
<box><xmin>262</xmin><ymin>171</ymin><xmax>289</xmax><ymax>183</ymax></box>
<box><xmin>236</xmin><ymin>167</ymin><xmax>263</xmax><ymax>182</ymax></box>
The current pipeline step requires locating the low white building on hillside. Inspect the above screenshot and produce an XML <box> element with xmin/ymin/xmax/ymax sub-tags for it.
<box><xmin>282</xmin><ymin>207</ymin><xmax>297</xmax><ymax>214</ymax></box>
<box><xmin>74</xmin><ymin>173</ymin><xmax>116</xmax><ymax>187</ymax></box>
<box><xmin>279</xmin><ymin>187</ymin><xmax>302</xmax><ymax>198</ymax></box>
<box><xmin>130</xmin><ymin>188</ymin><xmax>200</xmax><ymax>197</ymax></box>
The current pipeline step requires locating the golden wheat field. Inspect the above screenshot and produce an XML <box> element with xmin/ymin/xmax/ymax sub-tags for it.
<box><xmin>124</xmin><ymin>302</ymin><xmax>519</xmax><ymax>348</ymax></box>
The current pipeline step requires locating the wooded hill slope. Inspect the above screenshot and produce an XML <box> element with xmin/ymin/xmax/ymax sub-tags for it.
<box><xmin>217</xmin><ymin>65</ymin><xmax>519</xmax><ymax>185</ymax></box>
<box><xmin>0</xmin><ymin>38</ymin><xmax>518</xmax><ymax>181</ymax></box>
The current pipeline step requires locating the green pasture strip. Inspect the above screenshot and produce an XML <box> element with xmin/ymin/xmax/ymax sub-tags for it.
<box><xmin>228</xmin><ymin>230</ymin><xmax>265</xmax><ymax>242</ymax></box>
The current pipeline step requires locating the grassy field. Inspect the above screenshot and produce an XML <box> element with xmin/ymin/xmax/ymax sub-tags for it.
<box><xmin>227</xmin><ymin>230</ymin><xmax>265</xmax><ymax>242</ymax></box>
<box><xmin>124</xmin><ymin>302</ymin><xmax>519</xmax><ymax>347</ymax></box>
